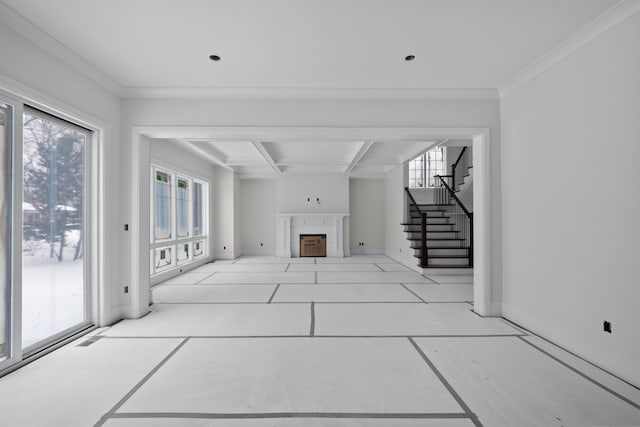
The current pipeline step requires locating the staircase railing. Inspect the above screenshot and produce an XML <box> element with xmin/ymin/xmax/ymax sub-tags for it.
<box><xmin>404</xmin><ymin>187</ymin><xmax>427</xmax><ymax>267</ymax></box>
<box><xmin>452</xmin><ymin>146</ymin><xmax>471</xmax><ymax>193</ymax></box>
<box><xmin>434</xmin><ymin>175</ymin><xmax>473</xmax><ymax>267</ymax></box>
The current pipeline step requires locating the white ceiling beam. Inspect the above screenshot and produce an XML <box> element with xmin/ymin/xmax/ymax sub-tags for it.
<box><xmin>345</xmin><ymin>141</ymin><xmax>375</xmax><ymax>174</ymax></box>
<box><xmin>251</xmin><ymin>141</ymin><xmax>281</xmax><ymax>174</ymax></box>
<box><xmin>169</xmin><ymin>139</ymin><xmax>234</xmax><ymax>170</ymax></box>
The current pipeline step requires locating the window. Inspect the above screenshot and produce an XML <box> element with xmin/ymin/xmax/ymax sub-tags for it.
<box><xmin>409</xmin><ymin>147</ymin><xmax>446</xmax><ymax>188</ymax></box>
<box><xmin>176</xmin><ymin>178</ymin><xmax>189</xmax><ymax>238</ymax></box>
<box><xmin>154</xmin><ymin>172</ymin><xmax>171</xmax><ymax>240</ymax></box>
<box><xmin>150</xmin><ymin>165</ymin><xmax>208</xmax><ymax>276</ymax></box>
<box><xmin>193</xmin><ymin>182</ymin><xmax>203</xmax><ymax>237</ymax></box>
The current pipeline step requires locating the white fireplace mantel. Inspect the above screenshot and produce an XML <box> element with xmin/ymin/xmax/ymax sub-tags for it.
<box><xmin>276</xmin><ymin>213</ymin><xmax>349</xmax><ymax>258</ymax></box>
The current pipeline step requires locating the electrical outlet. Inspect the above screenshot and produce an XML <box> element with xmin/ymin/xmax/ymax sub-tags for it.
<box><xmin>603</xmin><ymin>320</ymin><xmax>611</xmax><ymax>333</ymax></box>
<box><xmin>223</xmin><ymin>246</ymin><xmax>227</xmax><ymax>250</ymax></box>
<box><xmin>260</xmin><ymin>242</ymin><xmax>263</xmax><ymax>247</ymax></box>
<box><xmin>124</xmin><ymin>224</ymin><xmax>129</xmax><ymax>231</ymax></box>
<box><xmin>124</xmin><ymin>286</ymin><xmax>129</xmax><ymax>294</ymax></box>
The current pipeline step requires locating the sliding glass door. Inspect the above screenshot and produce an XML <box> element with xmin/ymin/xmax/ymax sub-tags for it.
<box><xmin>21</xmin><ymin>108</ymin><xmax>90</xmax><ymax>352</ymax></box>
<box><xmin>0</xmin><ymin>102</ymin><xmax>10</xmax><ymax>365</ymax></box>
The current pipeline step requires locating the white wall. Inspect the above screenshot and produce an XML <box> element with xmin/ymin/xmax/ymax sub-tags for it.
<box><xmin>238</xmin><ymin>178</ymin><xmax>277</xmax><ymax>254</ymax></box>
<box><xmin>0</xmin><ymin>22</ymin><xmax>123</xmax><ymax>323</ymax></box>
<box><xmin>500</xmin><ymin>10</ymin><xmax>640</xmax><ymax>386</ymax></box>
<box><xmin>276</xmin><ymin>174</ymin><xmax>349</xmax><ymax>214</ymax></box>
<box><xmin>384</xmin><ymin>164</ymin><xmax>417</xmax><ymax>270</ymax></box>
<box><xmin>213</xmin><ymin>167</ymin><xmax>239</xmax><ymax>259</ymax></box>
<box><xmin>349</xmin><ymin>178</ymin><xmax>385</xmax><ymax>254</ymax></box>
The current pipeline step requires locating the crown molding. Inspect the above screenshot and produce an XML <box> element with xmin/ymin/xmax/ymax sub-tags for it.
<box><xmin>122</xmin><ymin>86</ymin><xmax>499</xmax><ymax>100</ymax></box>
<box><xmin>499</xmin><ymin>0</ymin><xmax>640</xmax><ymax>98</ymax></box>
<box><xmin>0</xmin><ymin>1</ymin><xmax>125</xmax><ymax>96</ymax></box>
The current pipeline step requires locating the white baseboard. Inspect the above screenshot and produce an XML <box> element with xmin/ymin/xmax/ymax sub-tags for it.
<box><xmin>108</xmin><ymin>304</ymin><xmax>134</xmax><ymax>323</ymax></box>
<box><xmin>240</xmin><ymin>249</ymin><xmax>274</xmax><ymax>256</ymax></box>
<box><xmin>349</xmin><ymin>248</ymin><xmax>384</xmax><ymax>255</ymax></box>
<box><xmin>149</xmin><ymin>256</ymin><xmax>213</xmax><ymax>286</ymax></box>
<box><xmin>502</xmin><ymin>303</ymin><xmax>639</xmax><ymax>388</ymax></box>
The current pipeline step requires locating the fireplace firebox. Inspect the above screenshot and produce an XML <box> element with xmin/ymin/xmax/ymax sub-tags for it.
<box><xmin>300</xmin><ymin>234</ymin><xmax>327</xmax><ymax>257</ymax></box>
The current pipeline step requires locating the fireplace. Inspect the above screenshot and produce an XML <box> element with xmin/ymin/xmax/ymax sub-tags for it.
<box><xmin>300</xmin><ymin>234</ymin><xmax>326</xmax><ymax>257</ymax></box>
<box><xmin>276</xmin><ymin>213</ymin><xmax>349</xmax><ymax>258</ymax></box>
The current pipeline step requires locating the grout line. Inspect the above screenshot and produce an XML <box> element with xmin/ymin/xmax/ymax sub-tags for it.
<box><xmin>314</xmin><ymin>271</ymin><xmax>318</xmax><ymax>284</ymax></box>
<box><xmin>423</xmin><ymin>276</ymin><xmax>440</xmax><ymax>285</ymax></box>
<box><xmin>284</xmin><ymin>263</ymin><xmax>291</xmax><ymax>272</ymax></box>
<box><xmin>310</xmin><ymin>302</ymin><xmax>316</xmax><ymax>337</ymax></box>
<box><xmin>101</xmin><ymin>334</ymin><xmax>527</xmax><ymax>340</ymax></box>
<box><xmin>469</xmin><ymin>309</ymin><xmax>484</xmax><ymax>318</ymax></box>
<box><xmin>516</xmin><ymin>336</ymin><xmax>640</xmax><ymax>411</ymax></box>
<box><xmin>399</xmin><ymin>283</ymin><xmax>429</xmax><ymax>304</ymax></box>
<box><xmin>503</xmin><ymin>318</ymin><xmax>638</xmax><ymax>391</ymax></box>
<box><xmin>192</xmin><ymin>273</ymin><xmax>216</xmax><ymax>285</ymax></box>
<box><xmin>267</xmin><ymin>284</ymin><xmax>281</xmax><ymax>304</ymax></box>
<box><xmin>110</xmin><ymin>412</ymin><xmax>472</xmax><ymax>420</ymax></box>
<box><xmin>373</xmin><ymin>263</ymin><xmax>385</xmax><ymax>272</ymax></box>
<box><xmin>407</xmin><ymin>337</ymin><xmax>483</xmax><ymax>427</ymax></box>
<box><xmin>94</xmin><ymin>337</ymin><xmax>191</xmax><ymax>426</ymax></box>
<box><xmin>499</xmin><ymin>318</ymin><xmax>529</xmax><ymax>335</ymax></box>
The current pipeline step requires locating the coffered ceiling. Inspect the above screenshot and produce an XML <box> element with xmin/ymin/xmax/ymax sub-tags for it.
<box><xmin>169</xmin><ymin>135</ymin><xmax>463</xmax><ymax>176</ymax></box>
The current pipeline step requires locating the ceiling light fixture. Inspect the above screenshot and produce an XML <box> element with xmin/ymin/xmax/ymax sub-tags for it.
<box><xmin>405</xmin><ymin>55</ymin><xmax>415</xmax><ymax>61</ymax></box>
<box><xmin>209</xmin><ymin>54</ymin><xmax>221</xmax><ymax>61</ymax></box>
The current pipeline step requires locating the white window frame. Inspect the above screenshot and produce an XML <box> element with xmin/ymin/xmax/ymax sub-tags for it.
<box><xmin>150</xmin><ymin>162</ymin><xmax>208</xmax><ymax>277</ymax></box>
<box><xmin>409</xmin><ymin>146</ymin><xmax>447</xmax><ymax>188</ymax></box>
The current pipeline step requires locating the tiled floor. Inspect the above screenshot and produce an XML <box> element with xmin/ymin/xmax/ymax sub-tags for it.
<box><xmin>0</xmin><ymin>255</ymin><xmax>639</xmax><ymax>427</ymax></box>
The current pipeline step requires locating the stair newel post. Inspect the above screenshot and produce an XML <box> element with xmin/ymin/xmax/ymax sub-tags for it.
<box><xmin>421</xmin><ymin>211</ymin><xmax>428</xmax><ymax>267</ymax></box>
<box><xmin>451</xmin><ymin>163</ymin><xmax>456</xmax><ymax>193</ymax></box>
<box><xmin>469</xmin><ymin>212</ymin><xmax>474</xmax><ymax>267</ymax></box>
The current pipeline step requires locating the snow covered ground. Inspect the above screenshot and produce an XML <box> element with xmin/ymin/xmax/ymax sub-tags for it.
<box><xmin>22</xmin><ymin>230</ymin><xmax>84</xmax><ymax>349</ymax></box>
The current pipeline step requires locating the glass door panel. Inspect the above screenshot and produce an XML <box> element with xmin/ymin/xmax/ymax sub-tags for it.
<box><xmin>21</xmin><ymin>110</ymin><xmax>88</xmax><ymax>350</ymax></box>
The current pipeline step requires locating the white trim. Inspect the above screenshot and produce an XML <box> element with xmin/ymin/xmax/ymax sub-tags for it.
<box><xmin>499</xmin><ymin>0</ymin><xmax>640</xmax><ymax>97</ymax></box>
<box><xmin>0</xmin><ymin>2</ymin><xmax>124</xmax><ymax>96</ymax></box>
<box><xmin>240</xmin><ymin>249</ymin><xmax>274</xmax><ymax>256</ymax></box>
<box><xmin>472</xmin><ymin>130</ymin><xmax>492</xmax><ymax>316</ymax></box>
<box><xmin>349</xmin><ymin>248</ymin><xmax>384</xmax><ymax>255</ymax></box>
<box><xmin>130</xmin><ymin>132</ymin><xmax>150</xmax><ymax>319</ymax></box>
<box><xmin>0</xmin><ymin>78</ymin><xmax>109</xmax><ymax>376</ymax></box>
<box><xmin>130</xmin><ymin>126</ymin><xmax>493</xmax><ymax>318</ymax></box>
<box><xmin>149</xmin><ymin>255</ymin><xmax>213</xmax><ymax>286</ymax></box>
<box><xmin>502</xmin><ymin>303</ymin><xmax>639</xmax><ymax>389</ymax></box>
<box><xmin>124</xmin><ymin>87</ymin><xmax>499</xmax><ymax>100</ymax></box>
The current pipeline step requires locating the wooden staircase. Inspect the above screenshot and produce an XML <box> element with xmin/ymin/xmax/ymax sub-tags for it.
<box><xmin>402</xmin><ymin>203</ymin><xmax>472</xmax><ymax>268</ymax></box>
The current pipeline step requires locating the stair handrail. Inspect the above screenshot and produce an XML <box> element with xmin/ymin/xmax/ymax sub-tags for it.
<box><xmin>453</xmin><ymin>146</ymin><xmax>467</xmax><ymax>169</ymax></box>
<box><xmin>434</xmin><ymin>176</ymin><xmax>472</xmax><ymax>219</ymax></box>
<box><xmin>404</xmin><ymin>187</ymin><xmax>428</xmax><ymax>267</ymax></box>
<box><xmin>404</xmin><ymin>186</ymin><xmax>420</xmax><ymax>209</ymax></box>
<box><xmin>451</xmin><ymin>146</ymin><xmax>469</xmax><ymax>193</ymax></box>
<box><xmin>435</xmin><ymin>175</ymin><xmax>473</xmax><ymax>267</ymax></box>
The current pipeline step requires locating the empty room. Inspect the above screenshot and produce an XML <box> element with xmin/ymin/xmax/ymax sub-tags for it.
<box><xmin>0</xmin><ymin>1</ymin><xmax>639</xmax><ymax>426</ymax></box>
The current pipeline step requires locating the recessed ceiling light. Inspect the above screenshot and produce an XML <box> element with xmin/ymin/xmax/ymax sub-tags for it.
<box><xmin>209</xmin><ymin>54</ymin><xmax>221</xmax><ymax>61</ymax></box>
<box><xmin>405</xmin><ymin>55</ymin><xmax>415</xmax><ymax>61</ymax></box>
